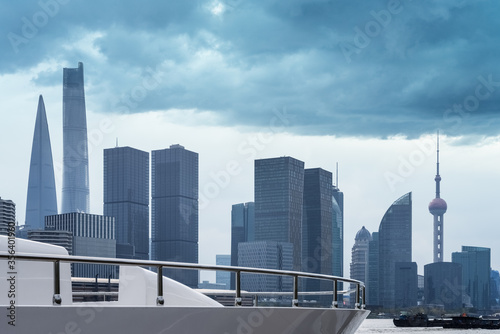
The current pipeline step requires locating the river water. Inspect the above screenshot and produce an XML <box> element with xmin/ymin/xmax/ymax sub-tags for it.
<box><xmin>357</xmin><ymin>318</ymin><xmax>491</xmax><ymax>333</ymax></box>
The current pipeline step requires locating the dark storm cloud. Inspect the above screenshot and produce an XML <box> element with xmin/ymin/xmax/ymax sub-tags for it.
<box><xmin>2</xmin><ymin>0</ymin><xmax>500</xmax><ymax>139</ymax></box>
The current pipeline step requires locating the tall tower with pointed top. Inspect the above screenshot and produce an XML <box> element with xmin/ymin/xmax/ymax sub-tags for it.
<box><xmin>62</xmin><ymin>62</ymin><xmax>89</xmax><ymax>213</ymax></box>
<box><xmin>428</xmin><ymin>132</ymin><xmax>447</xmax><ymax>263</ymax></box>
<box><xmin>25</xmin><ymin>95</ymin><xmax>58</xmax><ymax>230</ymax></box>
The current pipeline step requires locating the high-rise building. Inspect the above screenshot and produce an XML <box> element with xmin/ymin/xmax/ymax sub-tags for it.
<box><xmin>367</xmin><ymin>231</ymin><xmax>379</xmax><ymax>306</ymax></box>
<box><xmin>452</xmin><ymin>246</ymin><xmax>491</xmax><ymax>311</ymax></box>
<box><xmin>332</xmin><ymin>184</ymin><xmax>344</xmax><ymax>279</ymax></box>
<box><xmin>394</xmin><ymin>262</ymin><xmax>418</xmax><ymax>308</ymax></box>
<box><xmin>429</xmin><ymin>132</ymin><xmax>447</xmax><ymax>263</ymax></box>
<box><xmin>350</xmin><ymin>226</ymin><xmax>372</xmax><ymax>286</ymax></box>
<box><xmin>302</xmin><ymin>168</ymin><xmax>333</xmax><ymax>294</ymax></box>
<box><xmin>45</xmin><ymin>212</ymin><xmax>116</xmax><ymax>278</ymax></box>
<box><xmin>238</xmin><ymin>241</ymin><xmax>293</xmax><ymax>293</ymax></box>
<box><xmin>254</xmin><ymin>157</ymin><xmax>304</xmax><ymax>271</ymax></box>
<box><xmin>62</xmin><ymin>62</ymin><xmax>89</xmax><ymax>214</ymax></box>
<box><xmin>215</xmin><ymin>254</ymin><xmax>231</xmax><ymax>290</ymax></box>
<box><xmin>0</xmin><ymin>197</ymin><xmax>15</xmax><ymax>235</ymax></box>
<box><xmin>104</xmin><ymin>146</ymin><xmax>149</xmax><ymax>260</ymax></box>
<box><xmin>151</xmin><ymin>144</ymin><xmax>199</xmax><ymax>288</ymax></box>
<box><xmin>25</xmin><ymin>95</ymin><xmax>58</xmax><ymax>230</ymax></box>
<box><xmin>377</xmin><ymin>192</ymin><xmax>412</xmax><ymax>309</ymax></box>
<box><xmin>230</xmin><ymin>202</ymin><xmax>254</xmax><ymax>289</ymax></box>
<box><xmin>424</xmin><ymin>262</ymin><xmax>462</xmax><ymax>310</ymax></box>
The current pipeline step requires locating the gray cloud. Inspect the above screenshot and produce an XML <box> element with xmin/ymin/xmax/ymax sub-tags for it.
<box><xmin>2</xmin><ymin>0</ymin><xmax>500</xmax><ymax>139</ymax></box>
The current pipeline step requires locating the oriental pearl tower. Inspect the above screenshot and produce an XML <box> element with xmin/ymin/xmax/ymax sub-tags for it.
<box><xmin>428</xmin><ymin>132</ymin><xmax>447</xmax><ymax>263</ymax></box>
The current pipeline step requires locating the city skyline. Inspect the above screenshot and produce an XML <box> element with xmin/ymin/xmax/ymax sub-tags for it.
<box><xmin>2</xmin><ymin>1</ymin><xmax>500</xmax><ymax>280</ymax></box>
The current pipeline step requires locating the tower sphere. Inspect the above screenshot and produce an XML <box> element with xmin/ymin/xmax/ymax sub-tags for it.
<box><xmin>429</xmin><ymin>197</ymin><xmax>447</xmax><ymax>215</ymax></box>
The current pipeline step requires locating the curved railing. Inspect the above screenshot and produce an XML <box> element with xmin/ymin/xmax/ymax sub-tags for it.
<box><xmin>0</xmin><ymin>253</ymin><xmax>366</xmax><ymax>308</ymax></box>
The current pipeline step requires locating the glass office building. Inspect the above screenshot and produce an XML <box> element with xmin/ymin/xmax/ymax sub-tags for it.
<box><xmin>254</xmin><ymin>157</ymin><xmax>304</xmax><ymax>271</ymax></box>
<box><xmin>0</xmin><ymin>197</ymin><xmax>15</xmax><ymax>236</ymax></box>
<box><xmin>62</xmin><ymin>62</ymin><xmax>89</xmax><ymax>214</ymax></box>
<box><xmin>452</xmin><ymin>246</ymin><xmax>491</xmax><ymax>311</ymax></box>
<box><xmin>104</xmin><ymin>146</ymin><xmax>149</xmax><ymax>260</ymax></box>
<box><xmin>25</xmin><ymin>95</ymin><xmax>58</xmax><ymax>230</ymax></box>
<box><xmin>302</xmin><ymin>168</ymin><xmax>333</xmax><ymax>294</ymax></box>
<box><xmin>151</xmin><ymin>145</ymin><xmax>199</xmax><ymax>288</ymax></box>
<box><xmin>230</xmin><ymin>202</ymin><xmax>254</xmax><ymax>289</ymax></box>
<box><xmin>378</xmin><ymin>192</ymin><xmax>412</xmax><ymax>309</ymax></box>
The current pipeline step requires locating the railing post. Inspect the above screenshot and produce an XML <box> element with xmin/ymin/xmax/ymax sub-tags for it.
<box><xmin>53</xmin><ymin>260</ymin><xmax>62</xmax><ymax>305</ymax></box>
<box><xmin>156</xmin><ymin>266</ymin><xmax>164</xmax><ymax>305</ymax></box>
<box><xmin>362</xmin><ymin>286</ymin><xmax>366</xmax><ymax>309</ymax></box>
<box><xmin>355</xmin><ymin>283</ymin><xmax>360</xmax><ymax>309</ymax></box>
<box><xmin>292</xmin><ymin>275</ymin><xmax>299</xmax><ymax>307</ymax></box>
<box><xmin>235</xmin><ymin>271</ymin><xmax>242</xmax><ymax>306</ymax></box>
<box><xmin>332</xmin><ymin>279</ymin><xmax>338</xmax><ymax>308</ymax></box>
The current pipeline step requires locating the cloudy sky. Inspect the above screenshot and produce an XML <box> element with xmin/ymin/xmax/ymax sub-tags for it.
<box><xmin>1</xmin><ymin>0</ymin><xmax>500</xmax><ymax>279</ymax></box>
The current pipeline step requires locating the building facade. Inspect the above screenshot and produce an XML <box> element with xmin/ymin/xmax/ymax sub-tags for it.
<box><xmin>104</xmin><ymin>146</ymin><xmax>149</xmax><ymax>260</ymax></box>
<box><xmin>377</xmin><ymin>192</ymin><xmax>412</xmax><ymax>309</ymax></box>
<box><xmin>254</xmin><ymin>157</ymin><xmax>304</xmax><ymax>271</ymax></box>
<box><xmin>332</xmin><ymin>185</ymin><xmax>344</xmax><ymax>279</ymax></box>
<box><xmin>27</xmin><ymin>229</ymin><xmax>73</xmax><ymax>255</ymax></box>
<box><xmin>302</xmin><ymin>168</ymin><xmax>333</xmax><ymax>294</ymax></box>
<box><xmin>452</xmin><ymin>246</ymin><xmax>491</xmax><ymax>311</ymax></box>
<box><xmin>367</xmin><ymin>231</ymin><xmax>379</xmax><ymax>306</ymax></box>
<box><xmin>62</xmin><ymin>62</ymin><xmax>90</xmax><ymax>214</ymax></box>
<box><xmin>230</xmin><ymin>202</ymin><xmax>254</xmax><ymax>289</ymax></box>
<box><xmin>45</xmin><ymin>213</ymin><xmax>116</xmax><ymax>278</ymax></box>
<box><xmin>424</xmin><ymin>262</ymin><xmax>463</xmax><ymax>310</ymax></box>
<box><xmin>0</xmin><ymin>197</ymin><xmax>15</xmax><ymax>235</ymax></box>
<box><xmin>215</xmin><ymin>254</ymin><xmax>231</xmax><ymax>290</ymax></box>
<box><xmin>350</xmin><ymin>226</ymin><xmax>372</xmax><ymax>287</ymax></box>
<box><xmin>25</xmin><ymin>95</ymin><xmax>58</xmax><ymax>230</ymax></box>
<box><xmin>238</xmin><ymin>241</ymin><xmax>293</xmax><ymax>293</ymax></box>
<box><xmin>394</xmin><ymin>262</ymin><xmax>418</xmax><ymax>308</ymax></box>
<box><xmin>151</xmin><ymin>145</ymin><xmax>199</xmax><ymax>288</ymax></box>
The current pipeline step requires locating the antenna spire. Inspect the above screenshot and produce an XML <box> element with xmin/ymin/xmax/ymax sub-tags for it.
<box><xmin>336</xmin><ymin>162</ymin><xmax>339</xmax><ymax>188</ymax></box>
<box><xmin>435</xmin><ymin>130</ymin><xmax>441</xmax><ymax>198</ymax></box>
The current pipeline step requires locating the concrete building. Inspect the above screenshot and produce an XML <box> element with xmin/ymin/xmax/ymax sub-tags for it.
<box><xmin>0</xmin><ymin>197</ymin><xmax>15</xmax><ymax>235</ymax></box>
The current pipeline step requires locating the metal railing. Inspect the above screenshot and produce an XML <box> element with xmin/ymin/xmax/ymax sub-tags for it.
<box><xmin>0</xmin><ymin>253</ymin><xmax>366</xmax><ymax>308</ymax></box>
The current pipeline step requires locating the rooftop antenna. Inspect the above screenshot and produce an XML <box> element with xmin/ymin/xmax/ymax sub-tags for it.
<box><xmin>435</xmin><ymin>130</ymin><xmax>441</xmax><ymax>198</ymax></box>
<box><xmin>336</xmin><ymin>162</ymin><xmax>339</xmax><ymax>188</ymax></box>
<box><xmin>116</xmin><ymin>137</ymin><xmax>119</xmax><ymax>148</ymax></box>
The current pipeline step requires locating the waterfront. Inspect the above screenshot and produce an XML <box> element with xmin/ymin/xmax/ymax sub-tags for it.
<box><xmin>357</xmin><ymin>319</ymin><xmax>492</xmax><ymax>333</ymax></box>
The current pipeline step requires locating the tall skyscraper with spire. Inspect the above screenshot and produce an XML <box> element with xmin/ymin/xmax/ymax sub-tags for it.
<box><xmin>25</xmin><ymin>95</ymin><xmax>58</xmax><ymax>230</ymax></box>
<box><xmin>62</xmin><ymin>62</ymin><xmax>89</xmax><ymax>213</ymax></box>
<box><xmin>428</xmin><ymin>132</ymin><xmax>447</xmax><ymax>263</ymax></box>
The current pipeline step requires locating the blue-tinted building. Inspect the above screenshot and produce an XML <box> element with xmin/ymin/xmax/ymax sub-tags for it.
<box><xmin>254</xmin><ymin>157</ymin><xmax>304</xmax><ymax>271</ymax></box>
<box><xmin>394</xmin><ymin>262</ymin><xmax>418</xmax><ymax>308</ymax></box>
<box><xmin>62</xmin><ymin>62</ymin><xmax>89</xmax><ymax>214</ymax></box>
<box><xmin>215</xmin><ymin>254</ymin><xmax>231</xmax><ymax>290</ymax></box>
<box><xmin>45</xmin><ymin>212</ymin><xmax>116</xmax><ymax>278</ymax></box>
<box><xmin>25</xmin><ymin>95</ymin><xmax>58</xmax><ymax>230</ymax></box>
<box><xmin>230</xmin><ymin>202</ymin><xmax>254</xmax><ymax>289</ymax></box>
<box><xmin>238</xmin><ymin>241</ymin><xmax>293</xmax><ymax>293</ymax></box>
<box><xmin>151</xmin><ymin>144</ymin><xmax>199</xmax><ymax>288</ymax></box>
<box><xmin>104</xmin><ymin>146</ymin><xmax>149</xmax><ymax>260</ymax></box>
<box><xmin>302</xmin><ymin>168</ymin><xmax>333</xmax><ymax>294</ymax></box>
<box><xmin>424</xmin><ymin>262</ymin><xmax>462</xmax><ymax>310</ymax></box>
<box><xmin>367</xmin><ymin>231</ymin><xmax>379</xmax><ymax>306</ymax></box>
<box><xmin>377</xmin><ymin>192</ymin><xmax>412</xmax><ymax>309</ymax></box>
<box><xmin>452</xmin><ymin>246</ymin><xmax>491</xmax><ymax>311</ymax></box>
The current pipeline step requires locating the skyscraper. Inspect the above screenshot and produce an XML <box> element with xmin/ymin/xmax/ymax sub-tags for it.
<box><xmin>104</xmin><ymin>146</ymin><xmax>149</xmax><ymax>260</ymax></box>
<box><xmin>367</xmin><ymin>231</ymin><xmax>379</xmax><ymax>306</ymax></box>
<box><xmin>25</xmin><ymin>95</ymin><xmax>58</xmax><ymax>230</ymax></box>
<box><xmin>350</xmin><ymin>226</ymin><xmax>372</xmax><ymax>286</ymax></box>
<box><xmin>230</xmin><ymin>202</ymin><xmax>254</xmax><ymax>289</ymax></box>
<box><xmin>254</xmin><ymin>156</ymin><xmax>304</xmax><ymax>271</ymax></box>
<box><xmin>332</xmin><ymin>184</ymin><xmax>344</xmax><ymax>278</ymax></box>
<box><xmin>0</xmin><ymin>197</ymin><xmax>15</xmax><ymax>236</ymax></box>
<box><xmin>216</xmin><ymin>254</ymin><xmax>231</xmax><ymax>289</ymax></box>
<box><xmin>429</xmin><ymin>132</ymin><xmax>447</xmax><ymax>263</ymax></box>
<box><xmin>151</xmin><ymin>144</ymin><xmax>199</xmax><ymax>288</ymax></box>
<box><xmin>452</xmin><ymin>246</ymin><xmax>491</xmax><ymax>311</ymax></box>
<box><xmin>378</xmin><ymin>192</ymin><xmax>412</xmax><ymax>309</ymax></box>
<box><xmin>62</xmin><ymin>62</ymin><xmax>89</xmax><ymax>214</ymax></box>
<box><xmin>302</xmin><ymin>168</ymin><xmax>333</xmax><ymax>294</ymax></box>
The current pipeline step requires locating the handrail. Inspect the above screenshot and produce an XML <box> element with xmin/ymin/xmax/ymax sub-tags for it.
<box><xmin>0</xmin><ymin>253</ymin><xmax>366</xmax><ymax>309</ymax></box>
